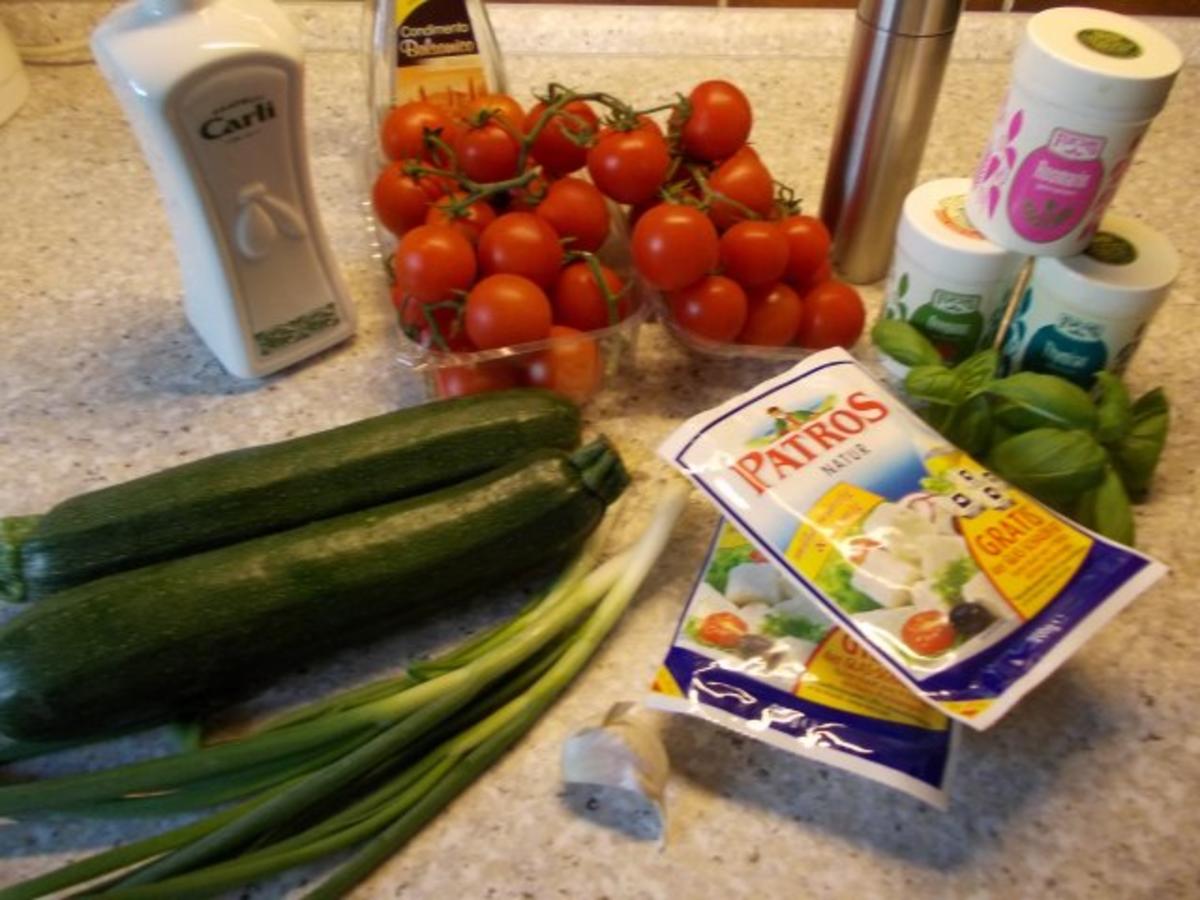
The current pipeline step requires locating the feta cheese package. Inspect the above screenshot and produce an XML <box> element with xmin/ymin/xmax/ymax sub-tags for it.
<box><xmin>659</xmin><ymin>348</ymin><xmax>1167</xmax><ymax>730</ymax></box>
<box><xmin>648</xmin><ymin>519</ymin><xmax>959</xmax><ymax>807</ymax></box>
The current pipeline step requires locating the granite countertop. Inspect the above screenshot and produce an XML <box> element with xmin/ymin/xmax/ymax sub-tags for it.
<box><xmin>1</xmin><ymin>4</ymin><xmax>1199</xmax><ymax>897</ymax></box>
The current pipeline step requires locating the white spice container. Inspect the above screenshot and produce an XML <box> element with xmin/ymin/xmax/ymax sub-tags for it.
<box><xmin>880</xmin><ymin>178</ymin><xmax>1025</xmax><ymax>375</ymax></box>
<box><xmin>1000</xmin><ymin>213</ymin><xmax>1179</xmax><ymax>386</ymax></box>
<box><xmin>967</xmin><ymin>8</ymin><xmax>1182</xmax><ymax>258</ymax></box>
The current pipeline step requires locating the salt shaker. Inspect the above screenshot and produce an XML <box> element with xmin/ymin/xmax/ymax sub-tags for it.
<box><xmin>820</xmin><ymin>0</ymin><xmax>964</xmax><ymax>285</ymax></box>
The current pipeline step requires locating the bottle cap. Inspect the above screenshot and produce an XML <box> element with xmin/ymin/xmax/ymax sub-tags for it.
<box><xmin>857</xmin><ymin>0</ymin><xmax>963</xmax><ymax>38</ymax></box>
<box><xmin>1015</xmin><ymin>7</ymin><xmax>1182</xmax><ymax>119</ymax></box>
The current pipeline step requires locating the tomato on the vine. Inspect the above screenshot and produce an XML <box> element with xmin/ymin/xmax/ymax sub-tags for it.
<box><xmin>393</xmin><ymin>286</ymin><xmax>472</xmax><ymax>351</ymax></box>
<box><xmin>371</xmin><ymin>161</ymin><xmax>445</xmax><ymax>236</ymax></box>
<box><xmin>435</xmin><ymin>362</ymin><xmax>518</xmax><ymax>398</ymax></box>
<box><xmin>424</xmin><ymin>193</ymin><xmax>497</xmax><ymax>244</ymax></box>
<box><xmin>553</xmin><ymin>262</ymin><xmax>628</xmax><ymax>331</ymax></box>
<box><xmin>678</xmin><ymin>81</ymin><xmax>752</xmax><ymax>162</ymax></box>
<box><xmin>393</xmin><ymin>224</ymin><xmax>477</xmax><ymax>304</ymax></box>
<box><xmin>798</xmin><ymin>258</ymin><xmax>833</xmax><ymax>293</ymax></box>
<box><xmin>464</xmin><ymin>273</ymin><xmax>553</xmax><ymax>349</ymax></box>
<box><xmin>477</xmin><ymin>212</ymin><xmax>565</xmax><ymax>290</ymax></box>
<box><xmin>381</xmin><ymin>101</ymin><xmax>456</xmax><ymax>163</ymax></box>
<box><xmin>779</xmin><ymin>214</ymin><xmax>832</xmax><ymax>288</ymax></box>
<box><xmin>454</xmin><ymin>122</ymin><xmax>521</xmax><ymax>184</ymax></box>
<box><xmin>586</xmin><ymin>127</ymin><xmax>671</xmax><ymax>205</ymax></box>
<box><xmin>631</xmin><ymin>203</ymin><xmax>719</xmax><ymax>291</ymax></box>
<box><xmin>522</xmin><ymin>325</ymin><xmax>603</xmax><ymax>404</ymax></box>
<box><xmin>464</xmin><ymin>93</ymin><xmax>525</xmax><ymax>132</ymax></box>
<box><xmin>707</xmin><ymin>145</ymin><xmax>774</xmax><ymax>230</ymax></box>
<box><xmin>524</xmin><ymin>100</ymin><xmax>598</xmax><ymax>177</ymax></box>
<box><xmin>535</xmin><ymin>178</ymin><xmax>610</xmax><ymax>253</ymax></box>
<box><xmin>796</xmin><ymin>279</ymin><xmax>865</xmax><ymax>349</ymax></box>
<box><xmin>901</xmin><ymin>610</ymin><xmax>955</xmax><ymax>656</ymax></box>
<box><xmin>738</xmin><ymin>282</ymin><xmax>802</xmax><ymax>346</ymax></box>
<box><xmin>718</xmin><ymin>220</ymin><xmax>789</xmax><ymax>288</ymax></box>
<box><xmin>668</xmin><ymin>275</ymin><xmax>748</xmax><ymax>343</ymax></box>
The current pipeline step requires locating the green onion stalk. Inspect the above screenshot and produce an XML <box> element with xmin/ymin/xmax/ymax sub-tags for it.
<box><xmin>0</xmin><ymin>480</ymin><xmax>690</xmax><ymax>900</ymax></box>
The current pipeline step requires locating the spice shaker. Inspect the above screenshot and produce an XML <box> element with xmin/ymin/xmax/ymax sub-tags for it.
<box><xmin>820</xmin><ymin>0</ymin><xmax>964</xmax><ymax>285</ymax></box>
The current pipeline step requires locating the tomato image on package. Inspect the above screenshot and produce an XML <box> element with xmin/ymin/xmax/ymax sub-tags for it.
<box><xmin>659</xmin><ymin>348</ymin><xmax>1166</xmax><ymax>730</ymax></box>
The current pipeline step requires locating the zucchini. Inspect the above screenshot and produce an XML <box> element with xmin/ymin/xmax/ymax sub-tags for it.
<box><xmin>0</xmin><ymin>439</ymin><xmax>628</xmax><ymax>742</ymax></box>
<box><xmin>1</xmin><ymin>389</ymin><xmax>580</xmax><ymax>603</ymax></box>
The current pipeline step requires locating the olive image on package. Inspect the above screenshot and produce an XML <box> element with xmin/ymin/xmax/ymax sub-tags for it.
<box><xmin>659</xmin><ymin>348</ymin><xmax>1167</xmax><ymax>729</ymax></box>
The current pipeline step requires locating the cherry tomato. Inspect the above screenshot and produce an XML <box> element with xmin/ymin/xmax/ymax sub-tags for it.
<box><xmin>535</xmin><ymin>177</ymin><xmax>611</xmax><ymax>253</ymax></box>
<box><xmin>522</xmin><ymin>325</ymin><xmax>603</xmax><ymax>404</ymax></box>
<box><xmin>424</xmin><ymin>193</ymin><xmax>497</xmax><ymax>244</ymax></box>
<box><xmin>631</xmin><ymin>203</ymin><xmax>719</xmax><ymax>291</ymax></box>
<box><xmin>796</xmin><ymin>279</ymin><xmax>865</xmax><ymax>349</ymax></box>
<box><xmin>586</xmin><ymin>127</ymin><xmax>671</xmax><ymax>205</ymax></box>
<box><xmin>738</xmin><ymin>282</ymin><xmax>803</xmax><ymax>346</ymax></box>
<box><xmin>679</xmin><ymin>81</ymin><xmax>753</xmax><ymax>162</ymax></box>
<box><xmin>780</xmin><ymin>215</ymin><xmax>832</xmax><ymax>287</ymax></box>
<box><xmin>508</xmin><ymin>169</ymin><xmax>550</xmax><ymax>211</ymax></box>
<box><xmin>393</xmin><ymin>286</ymin><xmax>473</xmax><ymax>351</ymax></box>
<box><xmin>697</xmin><ymin>611</ymin><xmax>748</xmax><ymax>649</ymax></box>
<box><xmin>707</xmin><ymin>146</ymin><xmax>774</xmax><ymax>230</ymax></box>
<box><xmin>463</xmin><ymin>93</ymin><xmax>525</xmax><ymax>131</ymax></box>
<box><xmin>477</xmin><ymin>212</ymin><xmax>565</xmax><ymax>290</ymax></box>
<box><xmin>524</xmin><ymin>100</ymin><xmax>598</xmax><ymax>177</ymax></box>
<box><xmin>668</xmin><ymin>275</ymin><xmax>748</xmax><ymax>343</ymax></box>
<box><xmin>798</xmin><ymin>258</ymin><xmax>833</xmax><ymax>293</ymax></box>
<box><xmin>718</xmin><ymin>220</ymin><xmax>789</xmax><ymax>288</ymax></box>
<box><xmin>371</xmin><ymin>162</ymin><xmax>445</xmax><ymax>236</ymax></box>
<box><xmin>454</xmin><ymin>122</ymin><xmax>521</xmax><ymax>184</ymax></box>
<box><xmin>435</xmin><ymin>361</ymin><xmax>519</xmax><ymax>398</ymax></box>
<box><xmin>901</xmin><ymin>610</ymin><xmax>956</xmax><ymax>656</ymax></box>
<box><xmin>393</xmin><ymin>224</ymin><xmax>477</xmax><ymax>304</ymax></box>
<box><xmin>553</xmin><ymin>262</ymin><xmax>628</xmax><ymax>331</ymax></box>
<box><xmin>381</xmin><ymin>101</ymin><xmax>455</xmax><ymax>162</ymax></box>
<box><xmin>464</xmin><ymin>273</ymin><xmax>553</xmax><ymax>349</ymax></box>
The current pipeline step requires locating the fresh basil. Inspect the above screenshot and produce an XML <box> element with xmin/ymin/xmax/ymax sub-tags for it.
<box><xmin>1110</xmin><ymin>388</ymin><xmax>1169</xmax><ymax>501</ymax></box>
<box><xmin>987</xmin><ymin>428</ymin><xmax>1107</xmax><ymax>499</ymax></box>
<box><xmin>955</xmin><ymin>349</ymin><xmax>1000</xmax><ymax>398</ymax></box>
<box><xmin>1075</xmin><ymin>465</ymin><xmax>1135</xmax><ymax>546</ymax></box>
<box><xmin>986</xmin><ymin>372</ymin><xmax>1098</xmax><ymax>432</ymax></box>
<box><xmin>1093</xmin><ymin>371</ymin><xmax>1132</xmax><ymax>444</ymax></box>
<box><xmin>942</xmin><ymin>394</ymin><xmax>993</xmax><ymax>458</ymax></box>
<box><xmin>871</xmin><ymin>319</ymin><xmax>942</xmax><ymax>368</ymax></box>
<box><xmin>906</xmin><ymin>365</ymin><xmax>967</xmax><ymax>406</ymax></box>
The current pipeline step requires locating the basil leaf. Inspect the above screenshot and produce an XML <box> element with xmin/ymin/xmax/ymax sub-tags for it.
<box><xmin>1075</xmin><ymin>465</ymin><xmax>1135</xmax><ymax>546</ymax></box>
<box><xmin>987</xmin><ymin>428</ymin><xmax>1107</xmax><ymax>500</ymax></box>
<box><xmin>872</xmin><ymin>319</ymin><xmax>942</xmax><ymax>368</ymax></box>
<box><xmin>1092</xmin><ymin>371</ymin><xmax>1132</xmax><ymax>444</ymax></box>
<box><xmin>1132</xmin><ymin>386</ymin><xmax>1168</xmax><ymax>420</ymax></box>
<box><xmin>1110</xmin><ymin>395</ymin><xmax>1169</xmax><ymax>501</ymax></box>
<box><xmin>955</xmin><ymin>349</ymin><xmax>1000</xmax><ymax>398</ymax></box>
<box><xmin>986</xmin><ymin>372</ymin><xmax>1098</xmax><ymax>432</ymax></box>
<box><xmin>942</xmin><ymin>394</ymin><xmax>993</xmax><ymax>458</ymax></box>
<box><xmin>906</xmin><ymin>365</ymin><xmax>966</xmax><ymax>406</ymax></box>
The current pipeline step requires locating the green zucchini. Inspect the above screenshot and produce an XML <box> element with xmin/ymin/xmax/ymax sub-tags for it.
<box><xmin>0</xmin><ymin>439</ymin><xmax>628</xmax><ymax>742</ymax></box>
<box><xmin>1</xmin><ymin>389</ymin><xmax>580</xmax><ymax>603</ymax></box>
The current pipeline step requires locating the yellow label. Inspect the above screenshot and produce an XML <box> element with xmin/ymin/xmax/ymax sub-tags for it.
<box><xmin>785</xmin><ymin>483</ymin><xmax>883</xmax><ymax>578</ymax></box>
<box><xmin>651</xmin><ymin>665</ymin><xmax>684</xmax><ymax>698</ymax></box>
<box><xmin>939</xmin><ymin>698</ymin><xmax>992</xmax><ymax>720</ymax></box>
<box><xmin>797</xmin><ymin>631</ymin><xmax>949</xmax><ymax>730</ymax></box>
<box><xmin>959</xmin><ymin>494</ymin><xmax>1093</xmax><ymax>620</ymax></box>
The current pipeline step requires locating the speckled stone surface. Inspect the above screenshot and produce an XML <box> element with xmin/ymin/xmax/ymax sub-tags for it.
<box><xmin>1</xmin><ymin>5</ymin><xmax>1199</xmax><ymax>898</ymax></box>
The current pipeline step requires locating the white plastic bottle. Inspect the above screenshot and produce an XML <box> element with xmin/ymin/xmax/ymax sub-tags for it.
<box><xmin>92</xmin><ymin>0</ymin><xmax>356</xmax><ymax>379</ymax></box>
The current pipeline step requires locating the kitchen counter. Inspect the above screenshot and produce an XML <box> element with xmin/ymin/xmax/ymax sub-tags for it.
<box><xmin>1</xmin><ymin>4</ymin><xmax>1199</xmax><ymax>897</ymax></box>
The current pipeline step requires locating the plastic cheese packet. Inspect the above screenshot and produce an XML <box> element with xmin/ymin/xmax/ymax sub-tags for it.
<box><xmin>648</xmin><ymin>519</ymin><xmax>959</xmax><ymax>807</ymax></box>
<box><xmin>658</xmin><ymin>347</ymin><xmax>1167</xmax><ymax>730</ymax></box>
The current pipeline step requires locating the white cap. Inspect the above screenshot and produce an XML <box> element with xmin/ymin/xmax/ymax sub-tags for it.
<box><xmin>896</xmin><ymin>177</ymin><xmax>1024</xmax><ymax>283</ymax></box>
<box><xmin>1015</xmin><ymin>8</ymin><xmax>1182</xmax><ymax>120</ymax></box>
<box><xmin>1032</xmin><ymin>213</ymin><xmax>1179</xmax><ymax>319</ymax></box>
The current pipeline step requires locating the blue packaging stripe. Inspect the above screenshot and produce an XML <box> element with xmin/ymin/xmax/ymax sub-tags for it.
<box><xmin>919</xmin><ymin>540</ymin><xmax>1151</xmax><ymax>699</ymax></box>
<box><xmin>664</xmin><ymin>645</ymin><xmax>953</xmax><ymax>789</ymax></box>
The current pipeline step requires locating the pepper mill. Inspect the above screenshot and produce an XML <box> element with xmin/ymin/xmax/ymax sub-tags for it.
<box><xmin>820</xmin><ymin>0</ymin><xmax>964</xmax><ymax>284</ymax></box>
